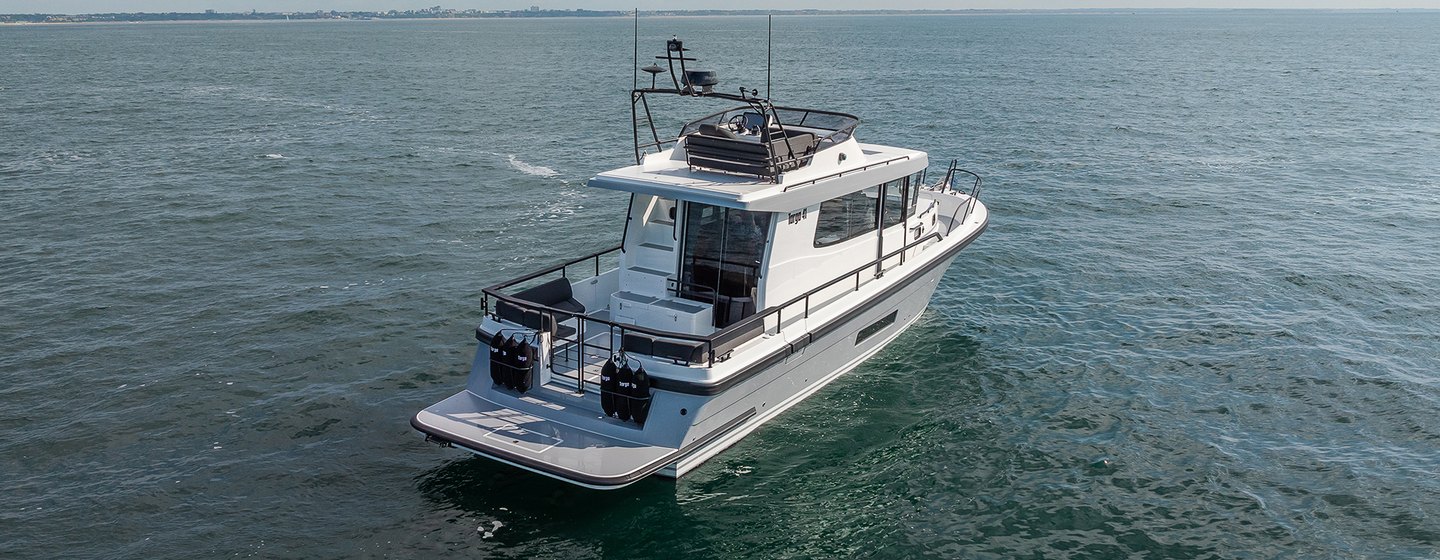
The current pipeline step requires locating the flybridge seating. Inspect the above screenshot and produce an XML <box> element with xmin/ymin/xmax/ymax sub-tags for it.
<box><xmin>678</xmin><ymin>106</ymin><xmax>859</xmax><ymax>180</ymax></box>
<box><xmin>685</xmin><ymin>125</ymin><xmax>816</xmax><ymax>177</ymax></box>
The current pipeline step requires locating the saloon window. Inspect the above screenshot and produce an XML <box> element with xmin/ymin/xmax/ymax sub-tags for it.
<box><xmin>813</xmin><ymin>186</ymin><xmax>879</xmax><ymax>247</ymax></box>
<box><xmin>882</xmin><ymin>178</ymin><xmax>906</xmax><ymax>229</ymax></box>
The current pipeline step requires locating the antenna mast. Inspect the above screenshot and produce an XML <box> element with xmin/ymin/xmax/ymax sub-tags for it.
<box><xmin>766</xmin><ymin>14</ymin><xmax>773</xmax><ymax>98</ymax></box>
<box><xmin>632</xmin><ymin>9</ymin><xmax>639</xmax><ymax>90</ymax></box>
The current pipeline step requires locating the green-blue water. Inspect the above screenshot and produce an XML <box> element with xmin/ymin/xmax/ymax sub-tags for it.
<box><xmin>3</xmin><ymin>13</ymin><xmax>1438</xmax><ymax>558</ymax></box>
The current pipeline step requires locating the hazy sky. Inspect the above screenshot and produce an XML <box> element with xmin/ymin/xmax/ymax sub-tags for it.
<box><xmin>3</xmin><ymin>0</ymin><xmax>1437</xmax><ymax>12</ymax></box>
<box><xmin>3</xmin><ymin>0</ymin><xmax>1438</xmax><ymax>13</ymax></box>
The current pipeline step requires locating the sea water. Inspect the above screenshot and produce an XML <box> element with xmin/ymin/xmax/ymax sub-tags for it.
<box><xmin>2</xmin><ymin>12</ymin><xmax>1438</xmax><ymax>558</ymax></box>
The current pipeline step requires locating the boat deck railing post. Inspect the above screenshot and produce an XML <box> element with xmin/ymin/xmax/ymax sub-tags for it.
<box><xmin>576</xmin><ymin>316</ymin><xmax>586</xmax><ymax>394</ymax></box>
<box><xmin>483</xmin><ymin>232</ymin><xmax>946</xmax><ymax>379</ymax></box>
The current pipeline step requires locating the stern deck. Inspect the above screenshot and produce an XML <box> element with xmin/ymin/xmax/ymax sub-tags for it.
<box><xmin>412</xmin><ymin>390</ymin><xmax>752</xmax><ymax>489</ymax></box>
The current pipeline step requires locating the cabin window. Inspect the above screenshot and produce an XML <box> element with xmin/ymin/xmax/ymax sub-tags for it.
<box><xmin>813</xmin><ymin>185</ymin><xmax>879</xmax><ymax>247</ymax></box>
<box><xmin>679</xmin><ymin>203</ymin><xmax>772</xmax><ymax>328</ymax></box>
<box><xmin>907</xmin><ymin>172</ymin><xmax>922</xmax><ymax>216</ymax></box>
<box><xmin>882</xmin><ymin>178</ymin><xmax>906</xmax><ymax>229</ymax></box>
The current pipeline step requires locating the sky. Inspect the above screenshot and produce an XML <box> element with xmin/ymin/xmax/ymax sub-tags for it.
<box><xmin>2</xmin><ymin>0</ymin><xmax>1437</xmax><ymax>13</ymax></box>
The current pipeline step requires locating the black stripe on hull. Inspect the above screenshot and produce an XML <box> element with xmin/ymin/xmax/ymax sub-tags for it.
<box><xmin>469</xmin><ymin>218</ymin><xmax>986</xmax><ymax>397</ymax></box>
<box><xmin>652</xmin><ymin>218</ymin><xmax>987</xmax><ymax>396</ymax></box>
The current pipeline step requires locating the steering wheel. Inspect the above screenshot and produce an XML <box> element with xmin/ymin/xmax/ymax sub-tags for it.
<box><xmin>727</xmin><ymin>114</ymin><xmax>749</xmax><ymax>132</ymax></box>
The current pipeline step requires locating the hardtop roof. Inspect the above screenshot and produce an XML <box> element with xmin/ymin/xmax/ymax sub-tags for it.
<box><xmin>588</xmin><ymin>139</ymin><xmax>928</xmax><ymax>213</ymax></box>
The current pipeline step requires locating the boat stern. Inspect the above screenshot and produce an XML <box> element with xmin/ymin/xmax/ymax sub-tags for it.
<box><xmin>412</xmin><ymin>390</ymin><xmax>679</xmax><ymax>490</ymax></box>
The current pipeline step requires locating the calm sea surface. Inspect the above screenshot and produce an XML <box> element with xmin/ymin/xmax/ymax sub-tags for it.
<box><xmin>3</xmin><ymin>12</ymin><xmax>1439</xmax><ymax>558</ymax></box>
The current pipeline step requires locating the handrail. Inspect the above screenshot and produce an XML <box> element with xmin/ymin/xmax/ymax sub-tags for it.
<box><xmin>485</xmin><ymin>244</ymin><xmax>624</xmax><ymax>292</ymax></box>
<box><xmin>619</xmin><ymin>193</ymin><xmax>634</xmax><ymax>254</ymax></box>
<box><xmin>782</xmin><ymin>155</ymin><xmax>912</xmax><ymax>192</ymax></box>
<box><xmin>634</xmin><ymin>96</ymin><xmax>862</xmax><ymax>181</ymax></box>
<box><xmin>765</xmin><ymin>231</ymin><xmax>941</xmax><ymax>333</ymax></box>
<box><xmin>934</xmin><ymin>159</ymin><xmax>983</xmax><ymax>236</ymax></box>
<box><xmin>678</xmin><ymin>102</ymin><xmax>837</xmax><ymax>181</ymax></box>
<box><xmin>482</xmin><ymin>228</ymin><xmax>947</xmax><ymax>368</ymax></box>
<box><xmin>671</xmin><ymin>102</ymin><xmax>861</xmax><ymax>140</ymax></box>
<box><xmin>488</xmin><ymin>291</ymin><xmax>715</xmax><ymax>345</ymax></box>
<box><xmin>684</xmin><ymin>130</ymin><xmax>817</xmax><ymax>179</ymax></box>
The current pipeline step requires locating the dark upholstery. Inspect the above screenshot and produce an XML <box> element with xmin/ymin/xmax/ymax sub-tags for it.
<box><xmin>772</xmin><ymin>131</ymin><xmax>819</xmax><ymax>158</ymax></box>
<box><xmin>715</xmin><ymin>295</ymin><xmax>756</xmax><ymax>328</ymax></box>
<box><xmin>515</xmin><ymin>277</ymin><xmax>580</xmax><ymax>308</ymax></box>
<box><xmin>698</xmin><ymin>123</ymin><xmax>737</xmax><ymax>139</ymax></box>
<box><xmin>710</xmin><ymin>312</ymin><xmax>765</xmax><ymax>359</ymax></box>
<box><xmin>619</xmin><ymin>311</ymin><xmax>765</xmax><ymax>364</ymax></box>
<box><xmin>496</xmin><ymin>277</ymin><xmax>584</xmax><ymax>337</ymax></box>
<box><xmin>622</xmin><ymin>333</ymin><xmax>707</xmax><ymax>364</ymax></box>
<box><xmin>685</xmin><ymin>127</ymin><xmax>819</xmax><ymax>177</ymax></box>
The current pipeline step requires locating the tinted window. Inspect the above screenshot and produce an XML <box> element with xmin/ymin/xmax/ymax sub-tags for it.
<box><xmin>680</xmin><ymin>203</ymin><xmax>772</xmax><ymax>327</ymax></box>
<box><xmin>814</xmin><ymin>186</ymin><xmax>879</xmax><ymax>247</ymax></box>
<box><xmin>907</xmin><ymin>172</ymin><xmax>922</xmax><ymax>215</ymax></box>
<box><xmin>882</xmin><ymin>179</ymin><xmax>905</xmax><ymax>229</ymax></box>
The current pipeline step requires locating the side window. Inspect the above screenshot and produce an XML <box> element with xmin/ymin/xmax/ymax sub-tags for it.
<box><xmin>814</xmin><ymin>199</ymin><xmax>848</xmax><ymax>246</ymax></box>
<box><xmin>907</xmin><ymin>172</ymin><xmax>922</xmax><ymax>216</ymax></box>
<box><xmin>814</xmin><ymin>186</ymin><xmax>879</xmax><ymax>247</ymax></box>
<box><xmin>882</xmin><ymin>179</ymin><xmax>905</xmax><ymax>229</ymax></box>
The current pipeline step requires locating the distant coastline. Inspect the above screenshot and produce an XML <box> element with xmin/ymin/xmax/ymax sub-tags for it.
<box><xmin>3</xmin><ymin>7</ymin><xmax>1435</xmax><ymax>25</ymax></box>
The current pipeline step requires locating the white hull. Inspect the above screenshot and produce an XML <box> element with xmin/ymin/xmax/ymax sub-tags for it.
<box><xmin>413</xmin><ymin>205</ymin><xmax>982</xmax><ymax>489</ymax></box>
<box><xmin>661</xmin><ymin>258</ymin><xmax>947</xmax><ymax>478</ymax></box>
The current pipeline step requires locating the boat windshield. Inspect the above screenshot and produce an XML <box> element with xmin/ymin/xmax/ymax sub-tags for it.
<box><xmin>678</xmin><ymin>203</ymin><xmax>772</xmax><ymax>328</ymax></box>
<box><xmin>678</xmin><ymin>106</ymin><xmax>861</xmax><ymax>147</ymax></box>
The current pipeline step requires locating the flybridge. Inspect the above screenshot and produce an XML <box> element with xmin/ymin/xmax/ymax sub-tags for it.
<box><xmin>629</xmin><ymin>35</ymin><xmax>860</xmax><ymax>182</ymax></box>
<box><xmin>605</xmin><ymin>31</ymin><xmax>935</xmax><ymax>214</ymax></box>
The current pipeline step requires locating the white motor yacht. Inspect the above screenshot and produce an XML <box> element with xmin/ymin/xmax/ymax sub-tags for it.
<box><xmin>412</xmin><ymin>36</ymin><xmax>989</xmax><ymax>489</ymax></box>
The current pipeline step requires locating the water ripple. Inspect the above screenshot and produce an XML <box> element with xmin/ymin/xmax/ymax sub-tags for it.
<box><xmin>2</xmin><ymin>12</ymin><xmax>1439</xmax><ymax>560</ymax></box>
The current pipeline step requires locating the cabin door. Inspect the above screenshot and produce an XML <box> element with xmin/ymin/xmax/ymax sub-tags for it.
<box><xmin>677</xmin><ymin>203</ymin><xmax>772</xmax><ymax>328</ymax></box>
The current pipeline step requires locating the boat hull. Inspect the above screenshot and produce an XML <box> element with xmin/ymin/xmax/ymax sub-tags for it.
<box><xmin>414</xmin><ymin>203</ymin><xmax>986</xmax><ymax>489</ymax></box>
<box><xmin>662</xmin><ymin>250</ymin><xmax>955</xmax><ymax>478</ymax></box>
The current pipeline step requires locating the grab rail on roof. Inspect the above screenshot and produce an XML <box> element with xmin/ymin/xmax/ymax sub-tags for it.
<box><xmin>781</xmin><ymin>154</ymin><xmax>912</xmax><ymax>192</ymax></box>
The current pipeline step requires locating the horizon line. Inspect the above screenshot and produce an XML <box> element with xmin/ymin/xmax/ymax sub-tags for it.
<box><xmin>5</xmin><ymin>6</ymin><xmax>1439</xmax><ymax>17</ymax></box>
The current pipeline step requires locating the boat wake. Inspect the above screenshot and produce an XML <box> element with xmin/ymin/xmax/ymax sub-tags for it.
<box><xmin>183</xmin><ymin>85</ymin><xmax>380</xmax><ymax>122</ymax></box>
<box><xmin>2</xmin><ymin>149</ymin><xmax>97</xmax><ymax>175</ymax></box>
<box><xmin>505</xmin><ymin>154</ymin><xmax>559</xmax><ymax>178</ymax></box>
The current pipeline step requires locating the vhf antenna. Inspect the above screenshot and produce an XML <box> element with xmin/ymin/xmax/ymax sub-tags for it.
<box><xmin>767</xmin><ymin>14</ymin><xmax>772</xmax><ymax>98</ymax></box>
<box><xmin>632</xmin><ymin>8</ymin><xmax>639</xmax><ymax>90</ymax></box>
